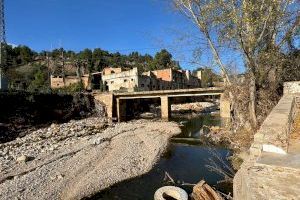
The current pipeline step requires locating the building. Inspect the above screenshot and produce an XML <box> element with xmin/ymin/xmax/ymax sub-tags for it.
<box><xmin>102</xmin><ymin>67</ymin><xmax>201</xmax><ymax>92</ymax></box>
<box><xmin>50</xmin><ymin>74</ymin><xmax>90</xmax><ymax>90</ymax></box>
<box><xmin>90</xmin><ymin>72</ymin><xmax>102</xmax><ymax>90</ymax></box>
<box><xmin>102</xmin><ymin>67</ymin><xmax>124</xmax><ymax>75</ymax></box>
<box><xmin>102</xmin><ymin>67</ymin><xmax>142</xmax><ymax>92</ymax></box>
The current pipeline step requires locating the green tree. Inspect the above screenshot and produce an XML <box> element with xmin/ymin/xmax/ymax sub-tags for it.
<box><xmin>14</xmin><ymin>45</ymin><xmax>35</xmax><ymax>64</ymax></box>
<box><xmin>92</xmin><ymin>48</ymin><xmax>109</xmax><ymax>71</ymax></box>
<box><xmin>152</xmin><ymin>49</ymin><xmax>173</xmax><ymax>70</ymax></box>
<box><xmin>27</xmin><ymin>68</ymin><xmax>49</xmax><ymax>92</ymax></box>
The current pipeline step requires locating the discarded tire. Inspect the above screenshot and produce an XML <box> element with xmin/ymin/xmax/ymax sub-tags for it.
<box><xmin>154</xmin><ymin>186</ymin><xmax>188</xmax><ymax>200</ymax></box>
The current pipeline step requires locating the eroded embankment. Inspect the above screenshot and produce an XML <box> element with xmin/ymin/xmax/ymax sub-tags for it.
<box><xmin>0</xmin><ymin>118</ymin><xmax>181</xmax><ymax>200</ymax></box>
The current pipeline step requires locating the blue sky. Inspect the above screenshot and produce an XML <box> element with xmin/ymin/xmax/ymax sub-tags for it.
<box><xmin>6</xmin><ymin>0</ymin><xmax>242</xmax><ymax>71</ymax></box>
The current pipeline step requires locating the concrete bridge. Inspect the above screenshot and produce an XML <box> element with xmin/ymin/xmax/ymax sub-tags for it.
<box><xmin>93</xmin><ymin>87</ymin><xmax>229</xmax><ymax>122</ymax></box>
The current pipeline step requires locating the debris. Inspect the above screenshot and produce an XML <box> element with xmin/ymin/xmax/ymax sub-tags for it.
<box><xmin>154</xmin><ymin>186</ymin><xmax>188</xmax><ymax>200</ymax></box>
<box><xmin>191</xmin><ymin>180</ymin><xmax>223</xmax><ymax>200</ymax></box>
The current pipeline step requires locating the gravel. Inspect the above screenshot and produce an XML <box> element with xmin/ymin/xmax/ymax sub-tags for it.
<box><xmin>171</xmin><ymin>102</ymin><xmax>217</xmax><ymax>112</ymax></box>
<box><xmin>0</xmin><ymin>118</ymin><xmax>181</xmax><ymax>200</ymax></box>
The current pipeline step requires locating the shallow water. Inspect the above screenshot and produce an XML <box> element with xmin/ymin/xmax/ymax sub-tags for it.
<box><xmin>90</xmin><ymin>115</ymin><xmax>231</xmax><ymax>200</ymax></box>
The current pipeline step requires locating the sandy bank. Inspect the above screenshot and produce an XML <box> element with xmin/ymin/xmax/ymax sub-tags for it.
<box><xmin>0</xmin><ymin>118</ymin><xmax>181</xmax><ymax>200</ymax></box>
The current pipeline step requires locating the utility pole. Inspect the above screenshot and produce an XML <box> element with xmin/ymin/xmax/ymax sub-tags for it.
<box><xmin>0</xmin><ymin>0</ymin><xmax>7</xmax><ymax>90</ymax></box>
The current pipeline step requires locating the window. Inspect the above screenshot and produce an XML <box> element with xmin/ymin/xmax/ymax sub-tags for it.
<box><xmin>111</xmin><ymin>70</ymin><xmax>115</xmax><ymax>74</ymax></box>
<box><xmin>124</xmin><ymin>79</ymin><xmax>128</xmax><ymax>82</ymax></box>
<box><xmin>111</xmin><ymin>81</ymin><xmax>114</xmax><ymax>84</ymax></box>
<box><xmin>141</xmin><ymin>84</ymin><xmax>144</xmax><ymax>87</ymax></box>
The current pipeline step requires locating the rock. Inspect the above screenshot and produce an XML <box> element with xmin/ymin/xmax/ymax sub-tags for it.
<box><xmin>57</xmin><ymin>174</ymin><xmax>64</xmax><ymax>179</ymax></box>
<box><xmin>16</xmin><ymin>155</ymin><xmax>29</xmax><ymax>163</ymax></box>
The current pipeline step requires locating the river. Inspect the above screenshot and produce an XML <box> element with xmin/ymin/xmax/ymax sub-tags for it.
<box><xmin>89</xmin><ymin>114</ymin><xmax>232</xmax><ymax>200</ymax></box>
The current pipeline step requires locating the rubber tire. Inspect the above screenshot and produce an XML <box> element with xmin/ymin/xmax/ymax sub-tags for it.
<box><xmin>154</xmin><ymin>186</ymin><xmax>188</xmax><ymax>200</ymax></box>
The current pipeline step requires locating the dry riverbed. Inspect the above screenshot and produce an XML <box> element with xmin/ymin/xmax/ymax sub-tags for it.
<box><xmin>0</xmin><ymin>118</ymin><xmax>181</xmax><ymax>200</ymax></box>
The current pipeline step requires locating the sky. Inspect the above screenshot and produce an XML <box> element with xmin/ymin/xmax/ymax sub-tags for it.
<box><xmin>5</xmin><ymin>0</ymin><xmax>243</xmax><ymax>71</ymax></box>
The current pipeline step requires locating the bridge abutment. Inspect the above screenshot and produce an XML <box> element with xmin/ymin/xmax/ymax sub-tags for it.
<box><xmin>220</xmin><ymin>94</ymin><xmax>231</xmax><ymax>118</ymax></box>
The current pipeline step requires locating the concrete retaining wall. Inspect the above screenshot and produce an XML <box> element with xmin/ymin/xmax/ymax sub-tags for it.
<box><xmin>249</xmin><ymin>95</ymin><xmax>296</xmax><ymax>157</ymax></box>
<box><xmin>234</xmin><ymin>82</ymin><xmax>300</xmax><ymax>200</ymax></box>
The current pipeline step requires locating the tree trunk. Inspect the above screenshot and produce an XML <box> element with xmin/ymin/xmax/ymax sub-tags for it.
<box><xmin>249</xmin><ymin>71</ymin><xmax>257</xmax><ymax>128</ymax></box>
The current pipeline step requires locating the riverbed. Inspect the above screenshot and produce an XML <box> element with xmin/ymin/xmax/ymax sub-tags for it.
<box><xmin>0</xmin><ymin>119</ymin><xmax>182</xmax><ymax>200</ymax></box>
<box><xmin>90</xmin><ymin>114</ymin><xmax>232</xmax><ymax>200</ymax></box>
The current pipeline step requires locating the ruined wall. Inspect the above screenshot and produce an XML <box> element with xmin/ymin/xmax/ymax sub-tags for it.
<box><xmin>51</xmin><ymin>75</ymin><xmax>90</xmax><ymax>90</ymax></box>
<box><xmin>50</xmin><ymin>76</ymin><xmax>65</xmax><ymax>88</ymax></box>
<box><xmin>81</xmin><ymin>76</ymin><xmax>90</xmax><ymax>90</ymax></box>
<box><xmin>102</xmin><ymin>68</ymin><xmax>139</xmax><ymax>92</ymax></box>
<box><xmin>64</xmin><ymin>76</ymin><xmax>81</xmax><ymax>87</ymax></box>
<box><xmin>137</xmin><ymin>75</ymin><xmax>152</xmax><ymax>91</ymax></box>
<box><xmin>185</xmin><ymin>71</ymin><xmax>200</xmax><ymax>88</ymax></box>
<box><xmin>102</xmin><ymin>67</ymin><xmax>123</xmax><ymax>75</ymax></box>
<box><xmin>152</xmin><ymin>69</ymin><xmax>172</xmax><ymax>82</ymax></box>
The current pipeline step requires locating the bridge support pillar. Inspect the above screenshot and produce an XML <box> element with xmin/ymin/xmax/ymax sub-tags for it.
<box><xmin>220</xmin><ymin>94</ymin><xmax>231</xmax><ymax>118</ymax></box>
<box><xmin>161</xmin><ymin>96</ymin><xmax>170</xmax><ymax>120</ymax></box>
<box><xmin>117</xmin><ymin>98</ymin><xmax>127</xmax><ymax>122</ymax></box>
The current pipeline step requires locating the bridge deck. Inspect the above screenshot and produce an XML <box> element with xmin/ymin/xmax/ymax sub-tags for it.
<box><xmin>112</xmin><ymin>87</ymin><xmax>224</xmax><ymax>99</ymax></box>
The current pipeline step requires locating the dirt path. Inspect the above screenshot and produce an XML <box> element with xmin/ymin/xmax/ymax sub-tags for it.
<box><xmin>0</xmin><ymin>118</ymin><xmax>181</xmax><ymax>200</ymax></box>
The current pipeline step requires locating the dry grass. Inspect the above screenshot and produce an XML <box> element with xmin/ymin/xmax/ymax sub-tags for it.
<box><xmin>290</xmin><ymin>110</ymin><xmax>300</xmax><ymax>140</ymax></box>
<box><xmin>229</xmin><ymin>129</ymin><xmax>255</xmax><ymax>151</ymax></box>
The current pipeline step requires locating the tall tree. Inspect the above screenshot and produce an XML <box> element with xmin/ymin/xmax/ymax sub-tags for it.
<box><xmin>152</xmin><ymin>49</ymin><xmax>179</xmax><ymax>70</ymax></box>
<box><xmin>174</xmin><ymin>0</ymin><xmax>300</xmax><ymax>127</ymax></box>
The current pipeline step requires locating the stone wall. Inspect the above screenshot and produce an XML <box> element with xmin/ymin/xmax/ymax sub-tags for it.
<box><xmin>249</xmin><ymin>95</ymin><xmax>296</xmax><ymax>157</ymax></box>
<box><xmin>50</xmin><ymin>75</ymin><xmax>65</xmax><ymax>89</ymax></box>
<box><xmin>102</xmin><ymin>67</ymin><xmax>123</xmax><ymax>75</ymax></box>
<box><xmin>233</xmin><ymin>82</ymin><xmax>300</xmax><ymax>200</ymax></box>
<box><xmin>51</xmin><ymin>75</ymin><xmax>90</xmax><ymax>90</ymax></box>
